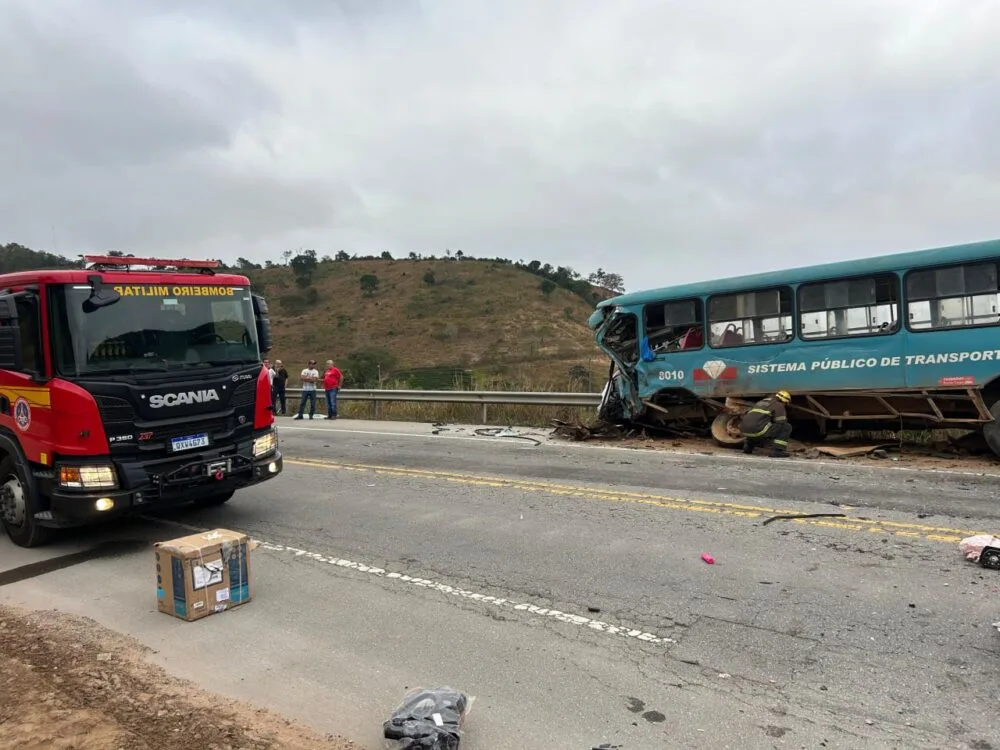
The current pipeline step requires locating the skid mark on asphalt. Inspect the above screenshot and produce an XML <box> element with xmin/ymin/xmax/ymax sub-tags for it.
<box><xmin>284</xmin><ymin>457</ymin><xmax>985</xmax><ymax>544</ymax></box>
<box><xmin>145</xmin><ymin>516</ymin><xmax>672</xmax><ymax>646</ymax></box>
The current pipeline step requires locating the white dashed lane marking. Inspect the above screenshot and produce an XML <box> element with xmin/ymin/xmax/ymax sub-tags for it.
<box><xmin>259</xmin><ymin>539</ymin><xmax>673</xmax><ymax>645</ymax></box>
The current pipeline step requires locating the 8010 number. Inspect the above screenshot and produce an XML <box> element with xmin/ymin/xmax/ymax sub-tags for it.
<box><xmin>657</xmin><ymin>370</ymin><xmax>685</xmax><ymax>381</ymax></box>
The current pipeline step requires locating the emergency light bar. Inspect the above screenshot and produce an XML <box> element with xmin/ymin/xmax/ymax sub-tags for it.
<box><xmin>83</xmin><ymin>256</ymin><xmax>221</xmax><ymax>273</ymax></box>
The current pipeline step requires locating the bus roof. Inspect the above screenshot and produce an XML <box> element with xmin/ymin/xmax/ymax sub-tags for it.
<box><xmin>598</xmin><ymin>237</ymin><xmax>1000</xmax><ymax>309</ymax></box>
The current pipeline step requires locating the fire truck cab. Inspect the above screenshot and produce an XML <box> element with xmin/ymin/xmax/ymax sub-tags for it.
<box><xmin>0</xmin><ymin>255</ymin><xmax>283</xmax><ymax>547</ymax></box>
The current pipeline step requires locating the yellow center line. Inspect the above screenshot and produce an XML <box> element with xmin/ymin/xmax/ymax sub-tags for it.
<box><xmin>283</xmin><ymin>457</ymin><xmax>986</xmax><ymax>544</ymax></box>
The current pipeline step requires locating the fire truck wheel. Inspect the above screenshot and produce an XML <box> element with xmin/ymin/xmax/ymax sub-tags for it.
<box><xmin>0</xmin><ymin>455</ymin><xmax>50</xmax><ymax>547</ymax></box>
<box><xmin>192</xmin><ymin>490</ymin><xmax>235</xmax><ymax>508</ymax></box>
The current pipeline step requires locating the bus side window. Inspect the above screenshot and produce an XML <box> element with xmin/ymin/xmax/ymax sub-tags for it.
<box><xmin>906</xmin><ymin>261</ymin><xmax>999</xmax><ymax>330</ymax></box>
<box><xmin>708</xmin><ymin>287</ymin><xmax>793</xmax><ymax>348</ymax></box>
<box><xmin>643</xmin><ymin>299</ymin><xmax>703</xmax><ymax>353</ymax></box>
<box><xmin>798</xmin><ymin>273</ymin><xmax>899</xmax><ymax>339</ymax></box>
<box><xmin>14</xmin><ymin>295</ymin><xmax>43</xmax><ymax>376</ymax></box>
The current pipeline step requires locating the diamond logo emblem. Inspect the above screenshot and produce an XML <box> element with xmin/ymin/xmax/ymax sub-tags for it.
<box><xmin>702</xmin><ymin>360</ymin><xmax>727</xmax><ymax>379</ymax></box>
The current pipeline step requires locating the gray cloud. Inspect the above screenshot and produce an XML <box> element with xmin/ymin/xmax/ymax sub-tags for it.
<box><xmin>2</xmin><ymin>0</ymin><xmax>999</xmax><ymax>287</ymax></box>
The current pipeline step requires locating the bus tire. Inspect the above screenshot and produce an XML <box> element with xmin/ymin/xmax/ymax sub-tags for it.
<box><xmin>983</xmin><ymin>401</ymin><xmax>1000</xmax><ymax>460</ymax></box>
<box><xmin>597</xmin><ymin>380</ymin><xmax>625</xmax><ymax>423</ymax></box>
<box><xmin>0</xmin><ymin>455</ymin><xmax>51</xmax><ymax>548</ymax></box>
<box><xmin>711</xmin><ymin>412</ymin><xmax>745</xmax><ymax>448</ymax></box>
<box><xmin>193</xmin><ymin>490</ymin><xmax>235</xmax><ymax>508</ymax></box>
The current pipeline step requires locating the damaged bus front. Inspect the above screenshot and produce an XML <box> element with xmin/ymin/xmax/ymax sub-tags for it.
<box><xmin>588</xmin><ymin>305</ymin><xmax>639</xmax><ymax>423</ymax></box>
<box><xmin>588</xmin><ymin>239</ymin><xmax>1000</xmax><ymax>459</ymax></box>
<box><xmin>589</xmin><ymin>300</ymin><xmax>714</xmax><ymax>428</ymax></box>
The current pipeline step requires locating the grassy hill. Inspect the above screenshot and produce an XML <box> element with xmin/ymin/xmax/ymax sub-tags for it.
<box><xmin>247</xmin><ymin>257</ymin><xmax>613</xmax><ymax>391</ymax></box>
<box><xmin>0</xmin><ymin>243</ymin><xmax>618</xmax><ymax>392</ymax></box>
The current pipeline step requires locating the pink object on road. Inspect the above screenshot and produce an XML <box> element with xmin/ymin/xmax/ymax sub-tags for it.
<box><xmin>701</xmin><ymin>553</ymin><xmax>715</xmax><ymax>564</ymax></box>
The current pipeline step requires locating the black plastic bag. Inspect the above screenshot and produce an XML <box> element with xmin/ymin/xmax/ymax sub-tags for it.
<box><xmin>383</xmin><ymin>687</ymin><xmax>470</xmax><ymax>749</ymax></box>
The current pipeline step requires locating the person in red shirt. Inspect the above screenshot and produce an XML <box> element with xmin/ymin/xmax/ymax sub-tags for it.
<box><xmin>323</xmin><ymin>359</ymin><xmax>343</xmax><ymax>419</ymax></box>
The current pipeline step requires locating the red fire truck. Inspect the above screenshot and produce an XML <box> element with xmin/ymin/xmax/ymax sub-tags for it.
<box><xmin>0</xmin><ymin>255</ymin><xmax>283</xmax><ymax>547</ymax></box>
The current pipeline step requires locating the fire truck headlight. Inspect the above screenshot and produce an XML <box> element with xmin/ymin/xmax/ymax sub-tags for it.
<box><xmin>253</xmin><ymin>429</ymin><xmax>277</xmax><ymax>458</ymax></box>
<box><xmin>58</xmin><ymin>465</ymin><xmax>118</xmax><ymax>489</ymax></box>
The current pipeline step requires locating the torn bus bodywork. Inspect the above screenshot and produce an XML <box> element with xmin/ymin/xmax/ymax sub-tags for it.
<box><xmin>590</xmin><ymin>304</ymin><xmax>715</xmax><ymax>431</ymax></box>
<box><xmin>589</xmin><ymin>303</ymin><xmax>1000</xmax><ymax>456</ymax></box>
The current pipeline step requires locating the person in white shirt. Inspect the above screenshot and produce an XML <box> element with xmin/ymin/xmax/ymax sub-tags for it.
<box><xmin>294</xmin><ymin>359</ymin><xmax>320</xmax><ymax>419</ymax></box>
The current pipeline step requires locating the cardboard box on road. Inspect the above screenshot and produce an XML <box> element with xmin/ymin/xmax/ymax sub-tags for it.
<box><xmin>154</xmin><ymin>529</ymin><xmax>253</xmax><ymax>622</ymax></box>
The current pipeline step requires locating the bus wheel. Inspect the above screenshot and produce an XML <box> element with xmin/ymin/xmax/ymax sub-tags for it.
<box><xmin>193</xmin><ymin>490</ymin><xmax>235</xmax><ymax>508</ymax></box>
<box><xmin>711</xmin><ymin>412</ymin><xmax>744</xmax><ymax>448</ymax></box>
<box><xmin>597</xmin><ymin>380</ymin><xmax>625</xmax><ymax>423</ymax></box>
<box><xmin>0</xmin><ymin>456</ymin><xmax>50</xmax><ymax>548</ymax></box>
<box><xmin>983</xmin><ymin>402</ymin><xmax>1000</xmax><ymax>459</ymax></box>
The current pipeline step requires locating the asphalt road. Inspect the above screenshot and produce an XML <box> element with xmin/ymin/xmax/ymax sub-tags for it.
<box><xmin>3</xmin><ymin>418</ymin><xmax>1000</xmax><ymax>749</ymax></box>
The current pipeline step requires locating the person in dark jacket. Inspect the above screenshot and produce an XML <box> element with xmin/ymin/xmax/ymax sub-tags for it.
<box><xmin>272</xmin><ymin>359</ymin><xmax>289</xmax><ymax>415</ymax></box>
<box><xmin>739</xmin><ymin>390</ymin><xmax>792</xmax><ymax>457</ymax></box>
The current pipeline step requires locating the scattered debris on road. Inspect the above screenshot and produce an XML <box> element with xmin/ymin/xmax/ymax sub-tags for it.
<box><xmin>155</xmin><ymin>528</ymin><xmax>253</xmax><ymax>622</ymax></box>
<box><xmin>700</xmin><ymin>553</ymin><xmax>715</xmax><ymax>564</ymax></box>
<box><xmin>0</xmin><ymin>604</ymin><xmax>360</xmax><ymax>750</ymax></box>
<box><xmin>474</xmin><ymin>427</ymin><xmax>542</xmax><ymax>445</ymax></box>
<box><xmin>549</xmin><ymin>418</ymin><xmax>1000</xmax><ymax>471</ymax></box>
<box><xmin>383</xmin><ymin>686</ymin><xmax>473</xmax><ymax>749</ymax></box>
<box><xmin>762</xmin><ymin>512</ymin><xmax>849</xmax><ymax>526</ymax></box>
<box><xmin>550</xmin><ymin>419</ymin><xmax>629</xmax><ymax>441</ymax></box>
<box><xmin>814</xmin><ymin>443</ymin><xmax>894</xmax><ymax>459</ymax></box>
<box><xmin>959</xmin><ymin>534</ymin><xmax>1000</xmax><ymax>569</ymax></box>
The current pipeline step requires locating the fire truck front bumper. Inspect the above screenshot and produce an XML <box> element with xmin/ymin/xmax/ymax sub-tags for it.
<box><xmin>40</xmin><ymin>448</ymin><xmax>283</xmax><ymax>527</ymax></box>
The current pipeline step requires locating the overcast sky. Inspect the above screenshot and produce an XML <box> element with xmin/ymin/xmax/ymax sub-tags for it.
<box><xmin>1</xmin><ymin>0</ymin><xmax>998</xmax><ymax>290</ymax></box>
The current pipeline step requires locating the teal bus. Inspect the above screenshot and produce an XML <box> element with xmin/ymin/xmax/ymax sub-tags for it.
<box><xmin>587</xmin><ymin>238</ymin><xmax>1000</xmax><ymax>458</ymax></box>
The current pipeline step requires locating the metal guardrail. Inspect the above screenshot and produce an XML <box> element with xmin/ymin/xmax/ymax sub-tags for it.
<box><xmin>279</xmin><ymin>388</ymin><xmax>601</xmax><ymax>420</ymax></box>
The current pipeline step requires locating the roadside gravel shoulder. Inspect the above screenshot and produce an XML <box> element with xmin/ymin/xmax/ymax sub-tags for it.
<box><xmin>0</xmin><ymin>603</ymin><xmax>364</xmax><ymax>750</ymax></box>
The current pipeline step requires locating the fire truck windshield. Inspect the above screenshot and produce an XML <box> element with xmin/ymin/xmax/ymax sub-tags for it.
<box><xmin>48</xmin><ymin>283</ymin><xmax>261</xmax><ymax>377</ymax></box>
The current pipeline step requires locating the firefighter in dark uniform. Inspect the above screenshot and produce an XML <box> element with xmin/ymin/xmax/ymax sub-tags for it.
<box><xmin>739</xmin><ymin>390</ymin><xmax>793</xmax><ymax>457</ymax></box>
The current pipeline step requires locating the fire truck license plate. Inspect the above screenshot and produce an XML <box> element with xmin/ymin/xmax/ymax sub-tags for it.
<box><xmin>171</xmin><ymin>433</ymin><xmax>209</xmax><ymax>452</ymax></box>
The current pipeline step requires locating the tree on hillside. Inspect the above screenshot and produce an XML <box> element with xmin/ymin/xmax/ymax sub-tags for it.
<box><xmin>236</xmin><ymin>257</ymin><xmax>261</xmax><ymax>270</ymax></box>
<box><xmin>0</xmin><ymin>243</ymin><xmax>80</xmax><ymax>273</ymax></box>
<box><xmin>335</xmin><ymin>250</ymin><xmax>350</xmax><ymax>261</ymax></box>
<box><xmin>290</xmin><ymin>249</ymin><xmax>317</xmax><ymax>277</ymax></box>
<box><xmin>588</xmin><ymin>268</ymin><xmax>625</xmax><ymax>294</ymax></box>
<box><xmin>423</xmin><ymin>270</ymin><xmax>436</xmax><ymax>285</ymax></box>
<box><xmin>539</xmin><ymin>279</ymin><xmax>556</xmax><ymax>296</ymax></box>
<box><xmin>360</xmin><ymin>273</ymin><xmax>380</xmax><ymax>296</ymax></box>
<box><xmin>380</xmin><ymin>251</ymin><xmax>393</xmax><ymax>260</ymax></box>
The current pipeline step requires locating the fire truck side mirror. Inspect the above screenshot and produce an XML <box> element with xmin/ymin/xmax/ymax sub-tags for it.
<box><xmin>252</xmin><ymin>294</ymin><xmax>272</xmax><ymax>354</ymax></box>
<box><xmin>0</xmin><ymin>295</ymin><xmax>24</xmax><ymax>371</ymax></box>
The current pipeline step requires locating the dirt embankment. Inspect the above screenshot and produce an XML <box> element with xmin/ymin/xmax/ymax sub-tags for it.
<box><xmin>0</xmin><ymin>604</ymin><xmax>364</xmax><ymax>750</ymax></box>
